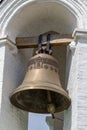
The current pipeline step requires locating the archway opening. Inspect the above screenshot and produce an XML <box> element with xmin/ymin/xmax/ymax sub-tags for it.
<box><xmin>5</xmin><ymin>2</ymin><xmax>77</xmax><ymax>41</ymax></box>
<box><xmin>4</xmin><ymin>1</ymin><xmax>77</xmax><ymax>130</ymax></box>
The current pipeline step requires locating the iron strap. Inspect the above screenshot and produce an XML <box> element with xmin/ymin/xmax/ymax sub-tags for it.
<box><xmin>46</xmin><ymin>34</ymin><xmax>51</xmax><ymax>54</ymax></box>
<box><xmin>38</xmin><ymin>34</ymin><xmax>43</xmax><ymax>53</ymax></box>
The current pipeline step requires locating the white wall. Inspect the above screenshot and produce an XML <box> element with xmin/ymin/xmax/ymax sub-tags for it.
<box><xmin>0</xmin><ymin>45</ymin><xmax>28</xmax><ymax>130</ymax></box>
<box><xmin>64</xmin><ymin>31</ymin><xmax>87</xmax><ymax>130</ymax></box>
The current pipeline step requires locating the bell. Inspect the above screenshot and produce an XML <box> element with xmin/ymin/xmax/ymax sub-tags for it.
<box><xmin>10</xmin><ymin>53</ymin><xmax>71</xmax><ymax>114</ymax></box>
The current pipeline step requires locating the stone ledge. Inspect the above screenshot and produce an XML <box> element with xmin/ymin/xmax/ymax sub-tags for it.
<box><xmin>73</xmin><ymin>29</ymin><xmax>87</xmax><ymax>41</ymax></box>
<box><xmin>0</xmin><ymin>36</ymin><xmax>18</xmax><ymax>55</ymax></box>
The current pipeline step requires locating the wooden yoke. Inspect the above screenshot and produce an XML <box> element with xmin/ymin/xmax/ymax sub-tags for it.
<box><xmin>16</xmin><ymin>31</ymin><xmax>74</xmax><ymax>49</ymax></box>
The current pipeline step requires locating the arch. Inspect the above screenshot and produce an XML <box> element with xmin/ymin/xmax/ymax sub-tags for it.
<box><xmin>0</xmin><ymin>0</ymin><xmax>87</xmax><ymax>41</ymax></box>
<box><xmin>0</xmin><ymin>1</ymin><xmax>87</xmax><ymax>130</ymax></box>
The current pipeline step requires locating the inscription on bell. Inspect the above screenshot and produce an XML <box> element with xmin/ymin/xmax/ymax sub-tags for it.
<box><xmin>44</xmin><ymin>65</ymin><xmax>48</xmax><ymax>69</ymax></box>
<box><xmin>37</xmin><ymin>62</ymin><xmax>41</xmax><ymax>69</ymax></box>
<box><xmin>28</xmin><ymin>56</ymin><xmax>58</xmax><ymax>73</ymax></box>
<box><xmin>28</xmin><ymin>56</ymin><xmax>58</xmax><ymax>68</ymax></box>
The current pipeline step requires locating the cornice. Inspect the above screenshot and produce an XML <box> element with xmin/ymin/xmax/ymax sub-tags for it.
<box><xmin>0</xmin><ymin>36</ymin><xmax>18</xmax><ymax>55</ymax></box>
<box><xmin>73</xmin><ymin>29</ymin><xmax>87</xmax><ymax>41</ymax></box>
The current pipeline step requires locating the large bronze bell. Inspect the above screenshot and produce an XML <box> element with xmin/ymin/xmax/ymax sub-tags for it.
<box><xmin>10</xmin><ymin>34</ymin><xmax>71</xmax><ymax>114</ymax></box>
<box><xmin>10</xmin><ymin>53</ymin><xmax>71</xmax><ymax>114</ymax></box>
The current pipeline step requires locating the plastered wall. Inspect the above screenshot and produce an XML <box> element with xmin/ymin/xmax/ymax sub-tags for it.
<box><xmin>0</xmin><ymin>45</ymin><xmax>28</xmax><ymax>130</ymax></box>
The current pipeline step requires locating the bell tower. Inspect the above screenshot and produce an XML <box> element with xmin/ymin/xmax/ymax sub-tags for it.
<box><xmin>0</xmin><ymin>0</ymin><xmax>87</xmax><ymax>130</ymax></box>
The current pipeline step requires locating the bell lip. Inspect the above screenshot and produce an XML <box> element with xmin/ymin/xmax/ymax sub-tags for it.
<box><xmin>10</xmin><ymin>84</ymin><xmax>71</xmax><ymax>114</ymax></box>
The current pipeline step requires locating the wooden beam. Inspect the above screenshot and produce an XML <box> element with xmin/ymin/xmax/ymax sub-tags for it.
<box><xmin>16</xmin><ymin>34</ymin><xmax>74</xmax><ymax>49</ymax></box>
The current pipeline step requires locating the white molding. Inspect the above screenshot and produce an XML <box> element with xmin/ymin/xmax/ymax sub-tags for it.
<box><xmin>73</xmin><ymin>29</ymin><xmax>87</xmax><ymax>41</ymax></box>
<box><xmin>0</xmin><ymin>0</ymin><xmax>87</xmax><ymax>37</ymax></box>
<box><xmin>68</xmin><ymin>41</ymin><xmax>76</xmax><ymax>55</ymax></box>
<box><xmin>0</xmin><ymin>36</ymin><xmax>18</xmax><ymax>55</ymax></box>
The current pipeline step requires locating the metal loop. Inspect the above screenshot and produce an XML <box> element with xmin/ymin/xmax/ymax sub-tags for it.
<box><xmin>38</xmin><ymin>34</ymin><xmax>43</xmax><ymax>53</ymax></box>
<box><xmin>37</xmin><ymin>34</ymin><xmax>52</xmax><ymax>55</ymax></box>
<box><xmin>45</xmin><ymin>34</ymin><xmax>52</xmax><ymax>54</ymax></box>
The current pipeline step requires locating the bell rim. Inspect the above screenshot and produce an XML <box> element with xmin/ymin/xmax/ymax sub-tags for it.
<box><xmin>10</xmin><ymin>83</ymin><xmax>71</xmax><ymax>114</ymax></box>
